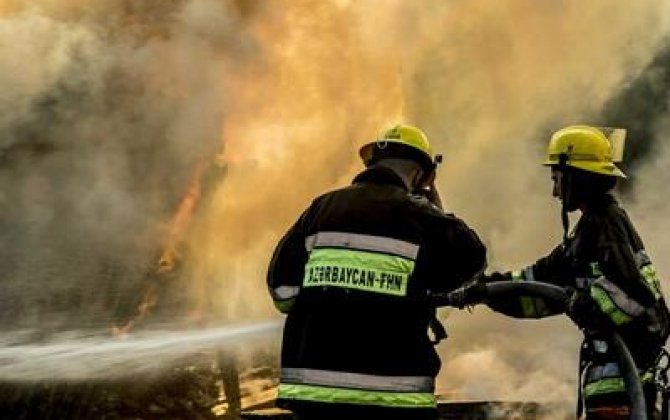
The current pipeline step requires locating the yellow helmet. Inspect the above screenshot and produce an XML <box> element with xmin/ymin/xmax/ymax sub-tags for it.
<box><xmin>359</xmin><ymin>124</ymin><xmax>434</xmax><ymax>168</ymax></box>
<box><xmin>543</xmin><ymin>125</ymin><xmax>627</xmax><ymax>178</ymax></box>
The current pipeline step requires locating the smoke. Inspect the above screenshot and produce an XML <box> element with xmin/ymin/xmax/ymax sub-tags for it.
<box><xmin>0</xmin><ymin>0</ymin><xmax>251</xmax><ymax>328</ymax></box>
<box><xmin>596</xmin><ymin>42</ymin><xmax>670</xmax><ymax>294</ymax></box>
<box><xmin>1</xmin><ymin>0</ymin><xmax>670</xmax><ymax>406</ymax></box>
<box><xmin>626</xmin><ymin>113</ymin><xmax>670</xmax><ymax>279</ymax></box>
<box><xmin>598</xmin><ymin>44</ymin><xmax>670</xmax><ymax>175</ymax></box>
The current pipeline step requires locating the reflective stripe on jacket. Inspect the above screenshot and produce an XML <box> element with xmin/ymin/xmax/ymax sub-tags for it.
<box><xmin>583</xmin><ymin>362</ymin><xmax>655</xmax><ymax>399</ymax></box>
<box><xmin>278</xmin><ymin>368</ymin><xmax>436</xmax><ymax>408</ymax></box>
<box><xmin>267</xmin><ymin>166</ymin><xmax>486</xmax><ymax>410</ymax></box>
<box><xmin>487</xmin><ymin>193</ymin><xmax>669</xmax><ymax>407</ymax></box>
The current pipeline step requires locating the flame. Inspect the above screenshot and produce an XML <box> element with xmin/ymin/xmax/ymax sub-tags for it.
<box><xmin>176</xmin><ymin>1</ymin><xmax>409</xmax><ymax>323</ymax></box>
<box><xmin>159</xmin><ymin>162</ymin><xmax>206</xmax><ymax>270</ymax></box>
<box><xmin>113</xmin><ymin>162</ymin><xmax>208</xmax><ymax>336</ymax></box>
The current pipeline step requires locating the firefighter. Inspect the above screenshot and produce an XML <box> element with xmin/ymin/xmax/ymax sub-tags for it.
<box><xmin>267</xmin><ymin>124</ymin><xmax>487</xmax><ymax>420</ymax></box>
<box><xmin>483</xmin><ymin>125</ymin><xmax>670</xmax><ymax>419</ymax></box>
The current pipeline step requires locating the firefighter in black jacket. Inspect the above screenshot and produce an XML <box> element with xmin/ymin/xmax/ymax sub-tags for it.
<box><xmin>267</xmin><ymin>124</ymin><xmax>486</xmax><ymax>420</ymax></box>
<box><xmin>484</xmin><ymin>125</ymin><xmax>669</xmax><ymax>419</ymax></box>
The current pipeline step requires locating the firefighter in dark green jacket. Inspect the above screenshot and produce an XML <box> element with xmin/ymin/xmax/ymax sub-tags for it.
<box><xmin>267</xmin><ymin>124</ymin><xmax>486</xmax><ymax>420</ymax></box>
<box><xmin>484</xmin><ymin>125</ymin><xmax>669</xmax><ymax>419</ymax></box>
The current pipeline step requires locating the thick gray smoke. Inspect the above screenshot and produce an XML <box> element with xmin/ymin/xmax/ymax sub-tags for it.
<box><xmin>599</xmin><ymin>44</ymin><xmax>670</xmax><ymax>175</ymax></box>
<box><xmin>0</xmin><ymin>1</ymin><xmax>252</xmax><ymax>329</ymax></box>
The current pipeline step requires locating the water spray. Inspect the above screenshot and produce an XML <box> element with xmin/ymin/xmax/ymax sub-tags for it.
<box><xmin>0</xmin><ymin>320</ymin><xmax>283</xmax><ymax>382</ymax></box>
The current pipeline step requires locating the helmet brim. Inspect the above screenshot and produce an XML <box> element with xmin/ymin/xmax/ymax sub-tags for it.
<box><xmin>543</xmin><ymin>161</ymin><xmax>627</xmax><ymax>178</ymax></box>
<box><xmin>359</xmin><ymin>141</ymin><xmax>434</xmax><ymax>171</ymax></box>
<box><xmin>359</xmin><ymin>142</ymin><xmax>375</xmax><ymax>165</ymax></box>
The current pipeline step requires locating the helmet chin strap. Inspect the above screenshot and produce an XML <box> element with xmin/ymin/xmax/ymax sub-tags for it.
<box><xmin>558</xmin><ymin>152</ymin><xmax>570</xmax><ymax>246</ymax></box>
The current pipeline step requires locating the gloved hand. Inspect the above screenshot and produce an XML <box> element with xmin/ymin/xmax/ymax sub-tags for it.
<box><xmin>448</xmin><ymin>281</ymin><xmax>488</xmax><ymax>308</ymax></box>
<box><xmin>415</xmin><ymin>179</ymin><xmax>443</xmax><ymax>210</ymax></box>
<box><xmin>566</xmin><ymin>289</ymin><xmax>612</xmax><ymax>332</ymax></box>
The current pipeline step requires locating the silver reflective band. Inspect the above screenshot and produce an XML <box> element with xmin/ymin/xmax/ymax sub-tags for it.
<box><xmin>634</xmin><ymin>249</ymin><xmax>652</xmax><ymax>268</ymax></box>
<box><xmin>305</xmin><ymin>232</ymin><xmax>419</xmax><ymax>260</ymax></box>
<box><xmin>576</xmin><ymin>277</ymin><xmax>597</xmax><ymax>289</ymax></box>
<box><xmin>273</xmin><ymin>286</ymin><xmax>300</xmax><ymax>300</ymax></box>
<box><xmin>594</xmin><ymin>277</ymin><xmax>646</xmax><ymax>316</ymax></box>
<box><xmin>523</xmin><ymin>266</ymin><xmax>535</xmax><ymax>282</ymax></box>
<box><xmin>586</xmin><ymin>362</ymin><xmax>652</xmax><ymax>383</ymax></box>
<box><xmin>586</xmin><ymin>362</ymin><xmax>621</xmax><ymax>382</ymax></box>
<box><xmin>593</xmin><ymin>339</ymin><xmax>608</xmax><ymax>354</ymax></box>
<box><xmin>281</xmin><ymin>368</ymin><xmax>434</xmax><ymax>392</ymax></box>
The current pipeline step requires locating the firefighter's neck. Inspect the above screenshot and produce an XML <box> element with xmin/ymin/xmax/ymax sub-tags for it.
<box><xmin>562</xmin><ymin>199</ymin><xmax>586</xmax><ymax>214</ymax></box>
<box><xmin>578</xmin><ymin>194</ymin><xmax>611</xmax><ymax>214</ymax></box>
<box><xmin>375</xmin><ymin>159</ymin><xmax>422</xmax><ymax>191</ymax></box>
<box><xmin>578</xmin><ymin>200</ymin><xmax>599</xmax><ymax>215</ymax></box>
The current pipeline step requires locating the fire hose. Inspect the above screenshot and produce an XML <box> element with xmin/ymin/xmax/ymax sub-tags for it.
<box><xmin>430</xmin><ymin>280</ymin><xmax>647</xmax><ymax>420</ymax></box>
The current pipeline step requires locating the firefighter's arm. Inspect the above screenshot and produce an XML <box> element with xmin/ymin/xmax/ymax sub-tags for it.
<box><xmin>430</xmin><ymin>217</ymin><xmax>487</xmax><ymax>293</ymax></box>
<box><xmin>267</xmin><ymin>209</ymin><xmax>311</xmax><ymax>314</ymax></box>
<box><xmin>452</xmin><ymin>221</ymin><xmax>487</xmax><ymax>287</ymax></box>
<box><xmin>486</xmin><ymin>246</ymin><xmax>569</xmax><ymax>318</ymax></box>
<box><xmin>588</xmin><ymin>220</ymin><xmax>656</xmax><ymax>327</ymax></box>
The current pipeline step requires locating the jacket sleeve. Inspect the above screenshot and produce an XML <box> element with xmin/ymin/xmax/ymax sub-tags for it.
<box><xmin>428</xmin><ymin>216</ymin><xmax>487</xmax><ymax>293</ymax></box>
<box><xmin>487</xmin><ymin>245</ymin><xmax>570</xmax><ymax>319</ymax></box>
<box><xmin>267</xmin><ymin>207</ymin><xmax>312</xmax><ymax>314</ymax></box>
<box><xmin>587</xmin><ymin>213</ymin><xmax>658</xmax><ymax>326</ymax></box>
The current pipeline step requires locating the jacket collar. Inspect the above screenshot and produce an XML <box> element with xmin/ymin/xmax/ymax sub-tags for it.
<box><xmin>352</xmin><ymin>165</ymin><xmax>409</xmax><ymax>192</ymax></box>
<box><xmin>582</xmin><ymin>193</ymin><xmax>617</xmax><ymax>214</ymax></box>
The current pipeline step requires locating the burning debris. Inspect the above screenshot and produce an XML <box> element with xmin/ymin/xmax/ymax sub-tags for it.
<box><xmin>0</xmin><ymin>357</ymin><xmax>278</xmax><ymax>420</ymax></box>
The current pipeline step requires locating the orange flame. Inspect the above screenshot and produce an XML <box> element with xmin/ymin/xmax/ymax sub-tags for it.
<box><xmin>158</xmin><ymin>162</ymin><xmax>206</xmax><ymax>272</ymax></box>
<box><xmin>113</xmin><ymin>162</ymin><xmax>207</xmax><ymax>336</ymax></box>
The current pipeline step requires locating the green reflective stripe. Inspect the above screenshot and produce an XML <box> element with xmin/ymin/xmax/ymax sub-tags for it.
<box><xmin>306</xmin><ymin>248</ymin><xmax>415</xmax><ymax>272</ymax></box>
<box><xmin>511</xmin><ymin>272</ymin><xmax>538</xmax><ymax>317</ymax></box>
<box><xmin>590</xmin><ymin>262</ymin><xmax>603</xmax><ymax>276</ymax></box>
<box><xmin>590</xmin><ymin>284</ymin><xmax>632</xmax><ymax>325</ymax></box>
<box><xmin>519</xmin><ymin>297</ymin><xmax>537</xmax><ymax>318</ymax></box>
<box><xmin>278</xmin><ymin>383</ymin><xmax>436</xmax><ymax>408</ymax></box>
<box><xmin>586</xmin><ymin>362</ymin><xmax>655</xmax><ymax>383</ymax></box>
<box><xmin>583</xmin><ymin>372</ymin><xmax>655</xmax><ymax>398</ymax></box>
<box><xmin>641</xmin><ymin>264</ymin><xmax>663</xmax><ymax>299</ymax></box>
<box><xmin>281</xmin><ymin>368</ymin><xmax>433</xmax><ymax>392</ymax></box>
<box><xmin>303</xmin><ymin>248</ymin><xmax>414</xmax><ymax>296</ymax></box>
<box><xmin>511</xmin><ymin>267</ymin><xmax>552</xmax><ymax>318</ymax></box>
<box><xmin>584</xmin><ymin>377</ymin><xmax>625</xmax><ymax>397</ymax></box>
<box><xmin>635</xmin><ymin>250</ymin><xmax>663</xmax><ymax>299</ymax></box>
<box><xmin>271</xmin><ymin>287</ymin><xmax>299</xmax><ymax>313</ymax></box>
<box><xmin>594</xmin><ymin>278</ymin><xmax>645</xmax><ymax>316</ymax></box>
<box><xmin>274</xmin><ymin>298</ymin><xmax>295</xmax><ymax>314</ymax></box>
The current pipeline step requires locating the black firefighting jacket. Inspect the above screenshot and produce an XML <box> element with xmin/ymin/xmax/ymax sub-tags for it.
<box><xmin>267</xmin><ymin>165</ymin><xmax>486</xmax><ymax>410</ymax></box>
<box><xmin>489</xmin><ymin>193</ymin><xmax>669</xmax><ymax>407</ymax></box>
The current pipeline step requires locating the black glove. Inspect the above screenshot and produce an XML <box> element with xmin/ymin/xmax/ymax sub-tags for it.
<box><xmin>414</xmin><ymin>180</ymin><xmax>443</xmax><ymax>210</ymax></box>
<box><xmin>448</xmin><ymin>281</ymin><xmax>489</xmax><ymax>308</ymax></box>
<box><xmin>566</xmin><ymin>289</ymin><xmax>612</xmax><ymax>332</ymax></box>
